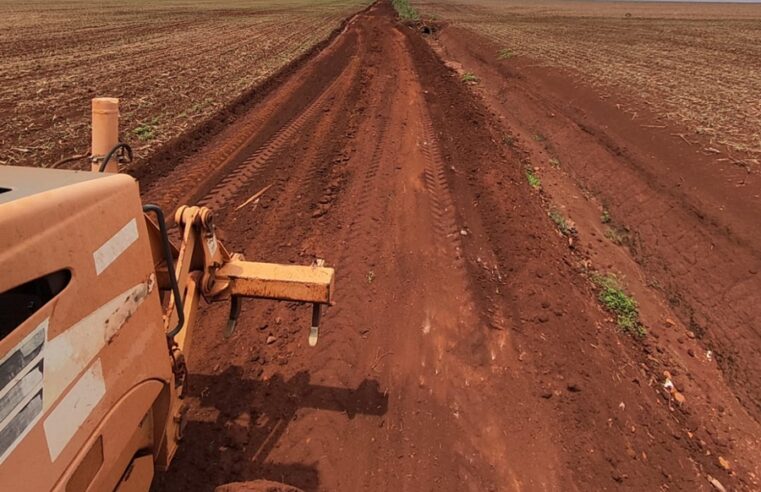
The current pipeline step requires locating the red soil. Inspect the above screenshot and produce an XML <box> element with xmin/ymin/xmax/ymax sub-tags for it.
<box><xmin>143</xmin><ymin>2</ymin><xmax>761</xmax><ymax>490</ymax></box>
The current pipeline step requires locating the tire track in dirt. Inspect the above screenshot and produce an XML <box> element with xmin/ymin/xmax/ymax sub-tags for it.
<box><xmin>139</xmin><ymin>21</ymin><xmax>361</xmax><ymax>213</ymax></box>
<box><xmin>326</xmin><ymin>74</ymin><xmax>395</xmax><ymax>324</ymax></box>
<box><xmin>198</xmin><ymin>71</ymin><xmax>348</xmax><ymax>212</ymax></box>
<box><xmin>230</xmin><ymin>46</ymin><xmax>365</xmax><ymax>259</ymax></box>
<box><xmin>266</xmin><ymin>16</ymin><xmax>402</xmax><ymax>429</ymax></box>
<box><xmin>196</xmin><ymin>14</ymin><xmax>372</xmax><ymax>217</ymax></box>
<box><xmin>255</xmin><ymin>12</ymin><xmax>522</xmax><ymax>490</ymax></box>
<box><xmin>257</xmin><ymin>66</ymin><xmax>403</xmax><ymax>488</ymax></box>
<box><xmin>419</xmin><ymin>107</ymin><xmax>509</xmax><ymax>334</ymax></box>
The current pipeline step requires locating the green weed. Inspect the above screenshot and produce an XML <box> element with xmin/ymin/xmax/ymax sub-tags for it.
<box><xmin>461</xmin><ymin>72</ymin><xmax>478</xmax><ymax>83</ymax></box>
<box><xmin>601</xmin><ymin>209</ymin><xmax>611</xmax><ymax>224</ymax></box>
<box><xmin>549</xmin><ymin>157</ymin><xmax>560</xmax><ymax>168</ymax></box>
<box><xmin>392</xmin><ymin>0</ymin><xmax>419</xmax><ymax>21</ymax></box>
<box><xmin>549</xmin><ymin>209</ymin><xmax>571</xmax><ymax>235</ymax></box>
<box><xmin>133</xmin><ymin>117</ymin><xmax>159</xmax><ymax>141</ymax></box>
<box><xmin>593</xmin><ymin>274</ymin><xmax>645</xmax><ymax>338</ymax></box>
<box><xmin>525</xmin><ymin>168</ymin><xmax>541</xmax><ymax>189</ymax></box>
<box><xmin>498</xmin><ymin>48</ymin><xmax>514</xmax><ymax>60</ymax></box>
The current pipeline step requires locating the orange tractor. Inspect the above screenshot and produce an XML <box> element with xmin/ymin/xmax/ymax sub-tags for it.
<box><xmin>0</xmin><ymin>99</ymin><xmax>335</xmax><ymax>490</ymax></box>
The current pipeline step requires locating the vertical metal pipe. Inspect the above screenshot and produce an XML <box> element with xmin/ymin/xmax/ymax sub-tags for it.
<box><xmin>91</xmin><ymin>97</ymin><xmax>120</xmax><ymax>172</ymax></box>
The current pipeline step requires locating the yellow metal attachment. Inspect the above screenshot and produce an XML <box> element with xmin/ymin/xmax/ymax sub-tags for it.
<box><xmin>217</xmin><ymin>260</ymin><xmax>334</xmax><ymax>305</ymax></box>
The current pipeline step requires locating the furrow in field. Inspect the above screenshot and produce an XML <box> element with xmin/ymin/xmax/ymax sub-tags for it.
<box><xmin>198</xmin><ymin>72</ymin><xmax>346</xmax><ymax>212</ymax></box>
<box><xmin>139</xmin><ymin>23</ymin><xmax>360</xmax><ymax>213</ymax></box>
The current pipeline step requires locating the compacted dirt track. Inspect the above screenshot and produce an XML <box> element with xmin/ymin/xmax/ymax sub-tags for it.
<box><xmin>144</xmin><ymin>2</ymin><xmax>760</xmax><ymax>490</ymax></box>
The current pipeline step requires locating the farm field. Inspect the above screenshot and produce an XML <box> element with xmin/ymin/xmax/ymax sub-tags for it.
<box><xmin>132</xmin><ymin>0</ymin><xmax>761</xmax><ymax>490</ymax></box>
<box><xmin>0</xmin><ymin>0</ymin><xmax>370</xmax><ymax>168</ymax></box>
<box><xmin>416</xmin><ymin>0</ymin><xmax>761</xmax><ymax>161</ymax></box>
<box><xmin>2</xmin><ymin>0</ymin><xmax>761</xmax><ymax>491</ymax></box>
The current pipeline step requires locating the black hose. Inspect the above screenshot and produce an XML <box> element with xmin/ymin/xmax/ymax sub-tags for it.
<box><xmin>50</xmin><ymin>152</ymin><xmax>90</xmax><ymax>169</ymax></box>
<box><xmin>143</xmin><ymin>204</ymin><xmax>185</xmax><ymax>338</ymax></box>
<box><xmin>98</xmin><ymin>142</ymin><xmax>132</xmax><ymax>172</ymax></box>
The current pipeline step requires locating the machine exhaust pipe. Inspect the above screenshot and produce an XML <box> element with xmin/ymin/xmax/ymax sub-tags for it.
<box><xmin>91</xmin><ymin>97</ymin><xmax>120</xmax><ymax>172</ymax></box>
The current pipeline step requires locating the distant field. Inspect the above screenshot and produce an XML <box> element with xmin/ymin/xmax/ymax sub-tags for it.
<box><xmin>0</xmin><ymin>0</ymin><xmax>369</xmax><ymax>167</ymax></box>
<box><xmin>416</xmin><ymin>0</ymin><xmax>761</xmax><ymax>160</ymax></box>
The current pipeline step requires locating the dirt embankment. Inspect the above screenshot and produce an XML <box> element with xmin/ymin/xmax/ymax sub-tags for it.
<box><xmin>147</xmin><ymin>1</ymin><xmax>759</xmax><ymax>490</ymax></box>
<box><xmin>427</xmin><ymin>19</ymin><xmax>761</xmax><ymax>490</ymax></box>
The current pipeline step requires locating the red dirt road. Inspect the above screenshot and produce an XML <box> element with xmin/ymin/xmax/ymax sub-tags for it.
<box><xmin>145</xmin><ymin>2</ymin><xmax>760</xmax><ymax>490</ymax></box>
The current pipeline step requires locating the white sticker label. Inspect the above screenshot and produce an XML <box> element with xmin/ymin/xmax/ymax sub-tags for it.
<box><xmin>44</xmin><ymin>281</ymin><xmax>151</xmax><ymax>411</ymax></box>
<box><xmin>93</xmin><ymin>218</ymin><xmax>138</xmax><ymax>275</ymax></box>
<box><xmin>43</xmin><ymin>359</ymin><xmax>106</xmax><ymax>461</ymax></box>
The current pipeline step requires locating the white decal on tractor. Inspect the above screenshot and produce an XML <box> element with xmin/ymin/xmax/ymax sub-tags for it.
<box><xmin>93</xmin><ymin>218</ymin><xmax>138</xmax><ymax>275</ymax></box>
<box><xmin>43</xmin><ymin>358</ymin><xmax>106</xmax><ymax>461</ymax></box>
<box><xmin>43</xmin><ymin>278</ymin><xmax>153</xmax><ymax>411</ymax></box>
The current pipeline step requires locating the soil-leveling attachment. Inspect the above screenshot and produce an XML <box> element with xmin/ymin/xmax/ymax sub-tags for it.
<box><xmin>0</xmin><ymin>98</ymin><xmax>334</xmax><ymax>490</ymax></box>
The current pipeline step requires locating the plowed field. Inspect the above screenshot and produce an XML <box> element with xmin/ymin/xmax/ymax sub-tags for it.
<box><xmin>0</xmin><ymin>0</ymin><xmax>370</xmax><ymax>168</ymax></box>
<box><xmin>416</xmin><ymin>0</ymin><xmax>761</xmax><ymax>160</ymax></box>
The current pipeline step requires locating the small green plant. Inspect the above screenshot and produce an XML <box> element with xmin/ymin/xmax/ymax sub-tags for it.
<box><xmin>133</xmin><ymin>117</ymin><xmax>159</xmax><ymax>141</ymax></box>
<box><xmin>391</xmin><ymin>0</ymin><xmax>419</xmax><ymax>21</ymax></box>
<box><xmin>525</xmin><ymin>168</ymin><xmax>541</xmax><ymax>189</ymax></box>
<box><xmin>497</xmin><ymin>48</ymin><xmax>514</xmax><ymax>60</ymax></box>
<box><xmin>549</xmin><ymin>157</ymin><xmax>560</xmax><ymax>168</ymax></box>
<box><xmin>549</xmin><ymin>209</ymin><xmax>570</xmax><ymax>235</ymax></box>
<box><xmin>593</xmin><ymin>274</ymin><xmax>645</xmax><ymax>338</ymax></box>
<box><xmin>601</xmin><ymin>209</ymin><xmax>611</xmax><ymax>224</ymax></box>
<box><xmin>367</xmin><ymin>270</ymin><xmax>375</xmax><ymax>284</ymax></box>
<box><xmin>502</xmin><ymin>134</ymin><xmax>515</xmax><ymax>147</ymax></box>
<box><xmin>461</xmin><ymin>72</ymin><xmax>478</xmax><ymax>83</ymax></box>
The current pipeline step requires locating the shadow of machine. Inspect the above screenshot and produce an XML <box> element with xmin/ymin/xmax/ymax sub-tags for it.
<box><xmin>152</xmin><ymin>367</ymin><xmax>388</xmax><ymax>491</ymax></box>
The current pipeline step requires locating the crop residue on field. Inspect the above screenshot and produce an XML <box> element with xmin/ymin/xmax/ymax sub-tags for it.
<box><xmin>0</xmin><ymin>0</ymin><xmax>371</xmax><ymax>168</ymax></box>
<box><xmin>415</xmin><ymin>0</ymin><xmax>761</xmax><ymax>160</ymax></box>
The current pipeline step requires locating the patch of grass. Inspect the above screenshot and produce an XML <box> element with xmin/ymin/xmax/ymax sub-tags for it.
<box><xmin>392</xmin><ymin>0</ymin><xmax>419</xmax><ymax>21</ymax></box>
<box><xmin>549</xmin><ymin>209</ymin><xmax>571</xmax><ymax>235</ymax></box>
<box><xmin>497</xmin><ymin>48</ymin><xmax>514</xmax><ymax>60</ymax></box>
<box><xmin>604</xmin><ymin>226</ymin><xmax>628</xmax><ymax>245</ymax></box>
<box><xmin>132</xmin><ymin>117</ymin><xmax>159</xmax><ymax>141</ymax></box>
<box><xmin>593</xmin><ymin>274</ymin><xmax>645</xmax><ymax>338</ymax></box>
<box><xmin>601</xmin><ymin>209</ymin><xmax>611</xmax><ymax>224</ymax></box>
<box><xmin>525</xmin><ymin>168</ymin><xmax>541</xmax><ymax>188</ymax></box>
<box><xmin>461</xmin><ymin>72</ymin><xmax>478</xmax><ymax>83</ymax></box>
<box><xmin>549</xmin><ymin>157</ymin><xmax>560</xmax><ymax>168</ymax></box>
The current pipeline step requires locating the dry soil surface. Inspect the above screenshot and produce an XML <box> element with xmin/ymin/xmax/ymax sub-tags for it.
<box><xmin>143</xmin><ymin>2</ymin><xmax>761</xmax><ymax>490</ymax></box>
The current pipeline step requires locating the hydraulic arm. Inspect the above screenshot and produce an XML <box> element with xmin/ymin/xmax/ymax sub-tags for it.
<box><xmin>97</xmin><ymin>98</ymin><xmax>336</xmax><ymax>470</ymax></box>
